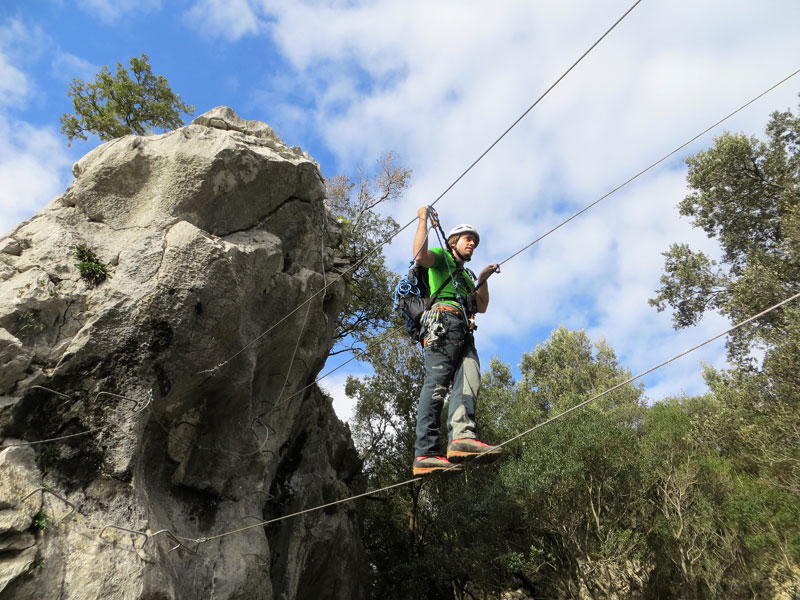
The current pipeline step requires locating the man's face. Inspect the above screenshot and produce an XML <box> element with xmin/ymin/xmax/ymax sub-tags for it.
<box><xmin>452</xmin><ymin>233</ymin><xmax>478</xmax><ymax>259</ymax></box>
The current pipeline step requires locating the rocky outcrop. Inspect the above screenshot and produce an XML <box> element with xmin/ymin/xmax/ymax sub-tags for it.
<box><xmin>0</xmin><ymin>107</ymin><xmax>367</xmax><ymax>599</ymax></box>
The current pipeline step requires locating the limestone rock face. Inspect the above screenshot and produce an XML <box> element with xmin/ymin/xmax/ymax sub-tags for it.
<box><xmin>0</xmin><ymin>107</ymin><xmax>367</xmax><ymax>600</ymax></box>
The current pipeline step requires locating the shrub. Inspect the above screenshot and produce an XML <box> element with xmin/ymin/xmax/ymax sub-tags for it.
<box><xmin>74</xmin><ymin>245</ymin><xmax>108</xmax><ymax>287</ymax></box>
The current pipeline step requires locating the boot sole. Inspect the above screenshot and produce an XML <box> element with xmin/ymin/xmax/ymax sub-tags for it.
<box><xmin>446</xmin><ymin>450</ymin><xmax>502</xmax><ymax>464</ymax></box>
<box><xmin>413</xmin><ymin>465</ymin><xmax>463</xmax><ymax>476</ymax></box>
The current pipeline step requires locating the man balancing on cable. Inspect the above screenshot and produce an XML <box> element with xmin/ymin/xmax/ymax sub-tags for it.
<box><xmin>412</xmin><ymin>205</ymin><xmax>503</xmax><ymax>476</ymax></box>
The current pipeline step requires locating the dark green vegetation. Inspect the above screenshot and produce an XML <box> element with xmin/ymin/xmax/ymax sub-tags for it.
<box><xmin>60</xmin><ymin>54</ymin><xmax>195</xmax><ymax>145</ymax></box>
<box><xmin>345</xmin><ymin>99</ymin><xmax>800</xmax><ymax>598</ymax></box>
<box><xmin>74</xmin><ymin>244</ymin><xmax>108</xmax><ymax>287</ymax></box>
<box><xmin>31</xmin><ymin>511</ymin><xmax>48</xmax><ymax>531</ymax></box>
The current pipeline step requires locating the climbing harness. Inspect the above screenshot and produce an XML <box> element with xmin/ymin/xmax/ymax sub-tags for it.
<box><xmin>393</xmin><ymin>207</ymin><xmax>480</xmax><ymax>343</ymax></box>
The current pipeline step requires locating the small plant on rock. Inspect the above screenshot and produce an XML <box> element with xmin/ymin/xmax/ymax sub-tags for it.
<box><xmin>25</xmin><ymin>553</ymin><xmax>45</xmax><ymax>575</ymax></box>
<box><xmin>17</xmin><ymin>310</ymin><xmax>46</xmax><ymax>336</ymax></box>
<box><xmin>74</xmin><ymin>244</ymin><xmax>108</xmax><ymax>287</ymax></box>
<box><xmin>32</xmin><ymin>510</ymin><xmax>48</xmax><ymax>531</ymax></box>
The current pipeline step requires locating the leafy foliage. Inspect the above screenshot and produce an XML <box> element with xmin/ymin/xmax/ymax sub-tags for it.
<box><xmin>24</xmin><ymin>553</ymin><xmax>45</xmax><ymax>575</ymax></box>
<box><xmin>640</xmin><ymin>398</ymin><xmax>800</xmax><ymax>599</ymax></box>
<box><xmin>74</xmin><ymin>244</ymin><xmax>108</xmax><ymax>287</ymax></box>
<box><xmin>491</xmin><ymin>330</ymin><xmax>648</xmax><ymax>599</ymax></box>
<box><xmin>31</xmin><ymin>510</ymin><xmax>48</xmax><ymax>531</ymax></box>
<box><xmin>326</xmin><ymin>152</ymin><xmax>411</xmax><ymax>355</ymax></box>
<box><xmin>17</xmin><ymin>310</ymin><xmax>46</xmax><ymax>336</ymax></box>
<box><xmin>650</xmin><ymin>97</ymin><xmax>800</xmax><ymax>508</ymax></box>
<box><xmin>650</xmin><ymin>98</ymin><xmax>800</xmax><ymax>366</ymax></box>
<box><xmin>60</xmin><ymin>54</ymin><xmax>195</xmax><ymax>145</ymax></box>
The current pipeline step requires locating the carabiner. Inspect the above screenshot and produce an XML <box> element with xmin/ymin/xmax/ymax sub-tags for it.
<box><xmin>426</xmin><ymin>206</ymin><xmax>440</xmax><ymax>228</ymax></box>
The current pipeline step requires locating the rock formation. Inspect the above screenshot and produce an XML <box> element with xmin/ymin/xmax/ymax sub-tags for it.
<box><xmin>0</xmin><ymin>107</ymin><xmax>367</xmax><ymax>599</ymax></box>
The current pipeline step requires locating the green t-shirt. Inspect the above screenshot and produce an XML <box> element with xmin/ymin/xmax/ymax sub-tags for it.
<box><xmin>428</xmin><ymin>247</ymin><xmax>475</xmax><ymax>309</ymax></box>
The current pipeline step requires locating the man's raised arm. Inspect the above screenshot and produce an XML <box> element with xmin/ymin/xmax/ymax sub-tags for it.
<box><xmin>414</xmin><ymin>206</ymin><xmax>435</xmax><ymax>267</ymax></box>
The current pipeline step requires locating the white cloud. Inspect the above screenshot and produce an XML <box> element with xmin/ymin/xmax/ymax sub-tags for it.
<box><xmin>0</xmin><ymin>53</ymin><xmax>28</xmax><ymax>107</ymax></box>
<box><xmin>319</xmin><ymin>370</ymin><xmax>356</xmax><ymax>424</ymax></box>
<box><xmin>0</xmin><ymin>115</ymin><xmax>73</xmax><ymax>236</ymax></box>
<box><xmin>184</xmin><ymin>0</ymin><xmax>260</xmax><ymax>41</ymax></box>
<box><xmin>76</xmin><ymin>0</ymin><xmax>163</xmax><ymax>24</ymax></box>
<box><xmin>0</xmin><ymin>19</ymin><xmax>37</xmax><ymax>107</ymax></box>
<box><xmin>0</xmin><ymin>19</ymin><xmax>73</xmax><ymax>236</ymax></box>
<box><xmin>50</xmin><ymin>51</ymin><xmax>98</xmax><ymax>83</ymax></box>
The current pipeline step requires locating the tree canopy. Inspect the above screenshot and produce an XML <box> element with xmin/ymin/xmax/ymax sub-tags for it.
<box><xmin>60</xmin><ymin>54</ymin><xmax>195</xmax><ymax>145</ymax></box>
<box><xmin>650</xmin><ymin>95</ymin><xmax>800</xmax><ymax>495</ymax></box>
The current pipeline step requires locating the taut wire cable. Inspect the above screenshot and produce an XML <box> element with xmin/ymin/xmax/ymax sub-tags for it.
<box><xmin>494</xmin><ymin>66</ymin><xmax>800</xmax><ymax>269</ymax></box>
<box><xmin>426</xmin><ymin>0</ymin><xmax>644</xmax><ymax>211</ymax></box>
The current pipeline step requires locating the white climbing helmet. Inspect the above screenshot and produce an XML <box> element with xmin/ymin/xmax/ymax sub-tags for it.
<box><xmin>447</xmin><ymin>224</ymin><xmax>480</xmax><ymax>246</ymax></box>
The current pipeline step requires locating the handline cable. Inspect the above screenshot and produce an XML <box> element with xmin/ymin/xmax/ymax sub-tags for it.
<box><xmin>495</xmin><ymin>66</ymin><xmax>800</xmax><ymax>269</ymax></box>
<box><xmin>274</xmin><ymin>324</ymin><xmax>409</xmax><ymax>409</ymax></box>
<box><xmin>1</xmin><ymin>426</ymin><xmax>107</xmax><ymax>448</ymax></box>
<box><xmin>426</xmin><ymin>0</ymin><xmax>644</xmax><ymax>211</ymax></box>
<box><xmin>269</xmin><ymin>228</ymin><xmax>331</xmax><ymax>411</ymax></box>
<box><xmin>273</xmin><ymin>289</ymin><xmax>315</xmax><ymax>408</ymax></box>
<box><xmin>222</xmin><ymin>263</ymin><xmax>322</xmax><ymax>457</ymax></box>
<box><xmin>175</xmin><ymin>289</ymin><xmax>800</xmax><ymax>545</ymax></box>
<box><xmin>198</xmin><ymin>1</ymin><xmax>639</xmax><ymax>375</ymax></box>
<box><xmin>0</xmin><ymin>390</ymin><xmax>151</xmax><ymax>449</ymax></box>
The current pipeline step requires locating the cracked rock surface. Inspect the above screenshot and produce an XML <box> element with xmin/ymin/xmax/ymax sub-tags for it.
<box><xmin>0</xmin><ymin>107</ymin><xmax>367</xmax><ymax>600</ymax></box>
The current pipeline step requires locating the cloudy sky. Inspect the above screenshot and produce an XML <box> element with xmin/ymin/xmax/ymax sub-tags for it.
<box><xmin>2</xmin><ymin>1</ymin><xmax>799</xmax><ymax>422</ymax></box>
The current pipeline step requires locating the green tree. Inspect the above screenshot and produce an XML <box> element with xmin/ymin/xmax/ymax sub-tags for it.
<box><xmin>348</xmin><ymin>331</ymin><xmax>422</xmax><ymax>472</ymax></box>
<box><xmin>60</xmin><ymin>54</ymin><xmax>195</xmax><ymax>145</ymax></box>
<box><xmin>351</xmin><ymin>322</ymin><xmax>800</xmax><ymax>597</ymax></box>
<box><xmin>326</xmin><ymin>152</ymin><xmax>411</xmax><ymax>355</ymax></box>
<box><xmin>650</xmin><ymin>98</ymin><xmax>800</xmax><ymax>491</ymax></box>
<box><xmin>700</xmin><ymin>364</ymin><xmax>800</xmax><ymax>494</ymax></box>
<box><xmin>649</xmin><ymin>97</ymin><xmax>800</xmax><ymax>365</ymax></box>
<box><xmin>648</xmin><ymin>98</ymin><xmax>800</xmax><ymax>596</ymax></box>
<box><xmin>641</xmin><ymin>398</ymin><xmax>800</xmax><ymax>599</ymax></box>
<box><xmin>495</xmin><ymin>329</ymin><xmax>648</xmax><ymax>599</ymax></box>
<box><xmin>516</xmin><ymin>326</ymin><xmax>645</xmax><ymax>425</ymax></box>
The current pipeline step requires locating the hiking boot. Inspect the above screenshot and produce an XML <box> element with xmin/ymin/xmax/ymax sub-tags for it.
<box><xmin>412</xmin><ymin>455</ymin><xmax>463</xmax><ymax>476</ymax></box>
<box><xmin>446</xmin><ymin>438</ymin><xmax>503</xmax><ymax>464</ymax></box>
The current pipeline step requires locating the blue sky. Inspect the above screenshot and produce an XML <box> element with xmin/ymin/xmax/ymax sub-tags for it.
<box><xmin>2</xmin><ymin>1</ymin><xmax>800</xmax><ymax>422</ymax></box>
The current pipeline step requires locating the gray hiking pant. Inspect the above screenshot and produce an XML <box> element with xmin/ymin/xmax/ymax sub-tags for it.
<box><xmin>414</xmin><ymin>307</ymin><xmax>480</xmax><ymax>457</ymax></box>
